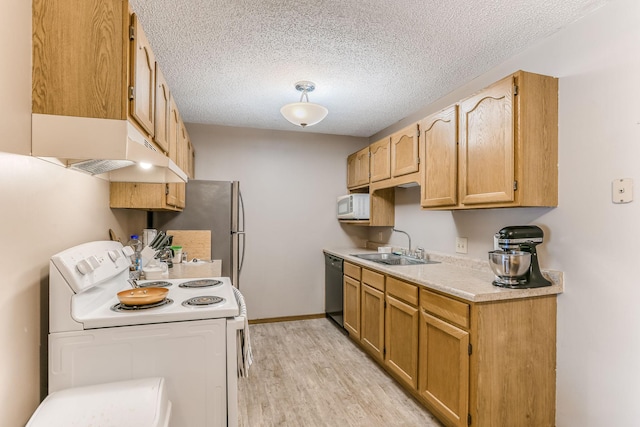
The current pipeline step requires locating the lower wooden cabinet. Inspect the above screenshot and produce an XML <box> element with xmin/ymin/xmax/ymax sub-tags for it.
<box><xmin>341</xmin><ymin>261</ymin><xmax>557</xmax><ymax>427</ymax></box>
<box><xmin>343</xmin><ymin>275</ymin><xmax>361</xmax><ymax>339</ymax></box>
<box><xmin>385</xmin><ymin>277</ymin><xmax>419</xmax><ymax>389</ymax></box>
<box><xmin>360</xmin><ymin>284</ymin><xmax>384</xmax><ymax>360</ymax></box>
<box><xmin>360</xmin><ymin>269</ymin><xmax>385</xmax><ymax>361</ymax></box>
<box><xmin>418</xmin><ymin>308</ymin><xmax>469</xmax><ymax>427</ymax></box>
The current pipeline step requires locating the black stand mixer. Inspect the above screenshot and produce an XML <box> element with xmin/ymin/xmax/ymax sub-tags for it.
<box><xmin>490</xmin><ymin>225</ymin><xmax>552</xmax><ymax>288</ymax></box>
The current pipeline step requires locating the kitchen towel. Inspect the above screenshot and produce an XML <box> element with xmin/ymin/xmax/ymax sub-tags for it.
<box><xmin>232</xmin><ymin>286</ymin><xmax>253</xmax><ymax>378</ymax></box>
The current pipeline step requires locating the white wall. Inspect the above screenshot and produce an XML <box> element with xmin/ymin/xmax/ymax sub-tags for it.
<box><xmin>371</xmin><ymin>0</ymin><xmax>640</xmax><ymax>425</ymax></box>
<box><xmin>0</xmin><ymin>3</ymin><xmax>145</xmax><ymax>425</ymax></box>
<box><xmin>186</xmin><ymin>124</ymin><xmax>369</xmax><ymax>320</ymax></box>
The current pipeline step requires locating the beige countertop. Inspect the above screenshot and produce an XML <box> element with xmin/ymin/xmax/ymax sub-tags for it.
<box><xmin>324</xmin><ymin>248</ymin><xmax>563</xmax><ymax>303</ymax></box>
<box><xmin>143</xmin><ymin>260</ymin><xmax>222</xmax><ymax>280</ymax></box>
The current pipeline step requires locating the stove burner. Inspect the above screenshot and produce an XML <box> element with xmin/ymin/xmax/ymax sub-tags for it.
<box><xmin>179</xmin><ymin>279</ymin><xmax>223</xmax><ymax>289</ymax></box>
<box><xmin>111</xmin><ymin>298</ymin><xmax>174</xmax><ymax>312</ymax></box>
<box><xmin>182</xmin><ymin>296</ymin><xmax>225</xmax><ymax>307</ymax></box>
<box><xmin>137</xmin><ymin>281</ymin><xmax>172</xmax><ymax>288</ymax></box>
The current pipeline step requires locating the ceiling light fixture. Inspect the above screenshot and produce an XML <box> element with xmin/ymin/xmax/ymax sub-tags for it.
<box><xmin>280</xmin><ymin>81</ymin><xmax>328</xmax><ymax>128</ymax></box>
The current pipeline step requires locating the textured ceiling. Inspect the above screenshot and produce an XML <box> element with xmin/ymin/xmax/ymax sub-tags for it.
<box><xmin>129</xmin><ymin>0</ymin><xmax>608</xmax><ymax>137</ymax></box>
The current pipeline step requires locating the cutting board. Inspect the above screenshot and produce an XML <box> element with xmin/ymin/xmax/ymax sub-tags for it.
<box><xmin>167</xmin><ymin>230</ymin><xmax>211</xmax><ymax>261</ymax></box>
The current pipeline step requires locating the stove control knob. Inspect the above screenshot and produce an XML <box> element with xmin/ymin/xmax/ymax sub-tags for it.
<box><xmin>77</xmin><ymin>259</ymin><xmax>94</xmax><ymax>275</ymax></box>
<box><xmin>108</xmin><ymin>250</ymin><xmax>120</xmax><ymax>262</ymax></box>
<box><xmin>77</xmin><ymin>256</ymin><xmax>100</xmax><ymax>275</ymax></box>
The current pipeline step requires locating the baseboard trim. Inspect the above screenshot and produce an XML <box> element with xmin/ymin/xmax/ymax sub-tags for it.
<box><xmin>248</xmin><ymin>313</ymin><xmax>326</xmax><ymax>325</ymax></box>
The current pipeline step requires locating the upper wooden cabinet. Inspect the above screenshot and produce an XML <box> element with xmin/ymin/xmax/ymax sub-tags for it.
<box><xmin>165</xmin><ymin>97</ymin><xmax>187</xmax><ymax>209</ymax></box>
<box><xmin>417</xmin><ymin>70</ymin><xmax>558</xmax><ymax>210</ymax></box>
<box><xmin>390</xmin><ymin>124</ymin><xmax>420</xmax><ymax>178</ymax></box>
<box><xmin>129</xmin><ymin>13</ymin><xmax>155</xmax><ymax>137</ymax></box>
<box><xmin>109</xmin><ymin>96</ymin><xmax>190</xmax><ymax>211</ymax></box>
<box><xmin>32</xmin><ymin>0</ymin><xmax>129</xmax><ymax>119</ymax></box>
<box><xmin>369</xmin><ymin>138</ymin><xmax>391</xmax><ymax>183</ymax></box>
<box><xmin>419</xmin><ymin>105</ymin><xmax>458</xmax><ymax>208</ymax></box>
<box><xmin>186</xmin><ymin>139</ymin><xmax>195</xmax><ymax>179</ymax></box>
<box><xmin>345</xmin><ymin>124</ymin><xmax>420</xmax><ymax>194</ymax></box>
<box><xmin>458</xmin><ymin>71</ymin><xmax>558</xmax><ymax>208</ymax></box>
<box><xmin>347</xmin><ymin>147</ymin><xmax>370</xmax><ymax>189</ymax></box>
<box><xmin>33</xmin><ymin>2</ymin><xmax>156</xmax><ymax>139</ymax></box>
<box><xmin>154</xmin><ymin>64</ymin><xmax>171</xmax><ymax>153</ymax></box>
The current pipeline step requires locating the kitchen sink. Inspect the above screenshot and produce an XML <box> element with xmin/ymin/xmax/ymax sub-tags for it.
<box><xmin>351</xmin><ymin>253</ymin><xmax>440</xmax><ymax>266</ymax></box>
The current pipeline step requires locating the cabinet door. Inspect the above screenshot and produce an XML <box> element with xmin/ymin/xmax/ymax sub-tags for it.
<box><xmin>360</xmin><ymin>284</ymin><xmax>385</xmax><ymax>361</ymax></box>
<box><xmin>458</xmin><ymin>75</ymin><xmax>514</xmax><ymax>206</ymax></box>
<box><xmin>154</xmin><ymin>64</ymin><xmax>170</xmax><ymax>153</ymax></box>
<box><xmin>391</xmin><ymin>124</ymin><xmax>419</xmax><ymax>178</ymax></box>
<box><xmin>369</xmin><ymin>138</ymin><xmax>391</xmax><ymax>182</ymax></box>
<box><xmin>343</xmin><ymin>275</ymin><xmax>360</xmax><ymax>339</ymax></box>
<box><xmin>166</xmin><ymin>97</ymin><xmax>182</xmax><ymax>208</ymax></box>
<box><xmin>129</xmin><ymin>13</ymin><xmax>155</xmax><ymax>137</ymax></box>
<box><xmin>418</xmin><ymin>310</ymin><xmax>469</xmax><ymax>427</ymax></box>
<box><xmin>187</xmin><ymin>139</ymin><xmax>195</xmax><ymax>179</ymax></box>
<box><xmin>385</xmin><ymin>294</ymin><xmax>419</xmax><ymax>389</ymax></box>
<box><xmin>420</xmin><ymin>105</ymin><xmax>458</xmax><ymax>208</ymax></box>
<box><xmin>347</xmin><ymin>147</ymin><xmax>370</xmax><ymax>189</ymax></box>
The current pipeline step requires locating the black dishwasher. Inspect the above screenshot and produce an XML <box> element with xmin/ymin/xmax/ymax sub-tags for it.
<box><xmin>324</xmin><ymin>253</ymin><xmax>344</xmax><ymax>328</ymax></box>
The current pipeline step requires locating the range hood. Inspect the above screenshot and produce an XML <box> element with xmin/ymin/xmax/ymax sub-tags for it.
<box><xmin>32</xmin><ymin>114</ymin><xmax>188</xmax><ymax>183</ymax></box>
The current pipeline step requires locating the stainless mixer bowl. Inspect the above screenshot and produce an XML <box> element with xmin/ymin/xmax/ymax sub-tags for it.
<box><xmin>488</xmin><ymin>250</ymin><xmax>531</xmax><ymax>278</ymax></box>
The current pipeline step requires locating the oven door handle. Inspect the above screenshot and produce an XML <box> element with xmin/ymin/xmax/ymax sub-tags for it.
<box><xmin>226</xmin><ymin>316</ymin><xmax>245</xmax><ymax>427</ymax></box>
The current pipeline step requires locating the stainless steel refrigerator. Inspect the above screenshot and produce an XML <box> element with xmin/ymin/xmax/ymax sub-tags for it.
<box><xmin>151</xmin><ymin>180</ymin><xmax>245</xmax><ymax>288</ymax></box>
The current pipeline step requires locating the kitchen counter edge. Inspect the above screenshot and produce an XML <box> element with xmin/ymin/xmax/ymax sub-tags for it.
<box><xmin>324</xmin><ymin>248</ymin><xmax>563</xmax><ymax>303</ymax></box>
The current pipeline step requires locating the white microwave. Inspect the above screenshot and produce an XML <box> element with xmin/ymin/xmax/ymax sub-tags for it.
<box><xmin>337</xmin><ymin>194</ymin><xmax>370</xmax><ymax>220</ymax></box>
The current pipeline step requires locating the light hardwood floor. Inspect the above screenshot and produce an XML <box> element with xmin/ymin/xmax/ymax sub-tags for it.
<box><xmin>238</xmin><ymin>318</ymin><xmax>443</xmax><ymax>427</ymax></box>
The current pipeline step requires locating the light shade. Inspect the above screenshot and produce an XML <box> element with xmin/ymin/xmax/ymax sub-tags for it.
<box><xmin>280</xmin><ymin>81</ymin><xmax>328</xmax><ymax>127</ymax></box>
<box><xmin>280</xmin><ymin>102</ymin><xmax>328</xmax><ymax>127</ymax></box>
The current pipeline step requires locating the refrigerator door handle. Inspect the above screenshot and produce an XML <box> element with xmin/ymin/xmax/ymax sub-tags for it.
<box><xmin>237</xmin><ymin>189</ymin><xmax>246</xmax><ymax>274</ymax></box>
<box><xmin>232</xmin><ymin>231</ymin><xmax>246</xmax><ymax>274</ymax></box>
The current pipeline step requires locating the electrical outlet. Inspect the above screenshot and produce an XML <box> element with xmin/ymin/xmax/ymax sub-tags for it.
<box><xmin>456</xmin><ymin>237</ymin><xmax>468</xmax><ymax>254</ymax></box>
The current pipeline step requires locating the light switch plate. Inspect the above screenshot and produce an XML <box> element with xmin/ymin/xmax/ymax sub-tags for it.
<box><xmin>456</xmin><ymin>237</ymin><xmax>468</xmax><ymax>254</ymax></box>
<box><xmin>612</xmin><ymin>178</ymin><xmax>633</xmax><ymax>204</ymax></box>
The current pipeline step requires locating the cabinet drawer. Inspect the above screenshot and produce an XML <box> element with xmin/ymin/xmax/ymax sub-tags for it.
<box><xmin>362</xmin><ymin>268</ymin><xmax>385</xmax><ymax>292</ymax></box>
<box><xmin>386</xmin><ymin>276</ymin><xmax>418</xmax><ymax>306</ymax></box>
<box><xmin>344</xmin><ymin>262</ymin><xmax>361</xmax><ymax>280</ymax></box>
<box><xmin>420</xmin><ymin>289</ymin><xmax>470</xmax><ymax>329</ymax></box>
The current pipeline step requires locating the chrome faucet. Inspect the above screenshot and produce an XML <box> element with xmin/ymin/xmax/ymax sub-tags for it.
<box><xmin>392</xmin><ymin>228</ymin><xmax>411</xmax><ymax>253</ymax></box>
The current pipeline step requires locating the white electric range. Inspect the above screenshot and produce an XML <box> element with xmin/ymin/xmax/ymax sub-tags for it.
<box><xmin>48</xmin><ymin>240</ymin><xmax>245</xmax><ymax>427</ymax></box>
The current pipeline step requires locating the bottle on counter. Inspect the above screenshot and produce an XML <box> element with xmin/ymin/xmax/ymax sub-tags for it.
<box><xmin>127</xmin><ymin>234</ymin><xmax>142</xmax><ymax>272</ymax></box>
